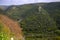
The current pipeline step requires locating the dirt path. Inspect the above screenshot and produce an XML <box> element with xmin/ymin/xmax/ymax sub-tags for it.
<box><xmin>0</xmin><ymin>14</ymin><xmax>24</xmax><ymax>40</ymax></box>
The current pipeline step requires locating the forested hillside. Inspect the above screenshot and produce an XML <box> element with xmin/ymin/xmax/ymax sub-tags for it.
<box><xmin>43</xmin><ymin>2</ymin><xmax>60</xmax><ymax>29</ymax></box>
<box><xmin>0</xmin><ymin>2</ymin><xmax>60</xmax><ymax>40</ymax></box>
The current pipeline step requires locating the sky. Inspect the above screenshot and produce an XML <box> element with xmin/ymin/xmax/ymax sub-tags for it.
<box><xmin>0</xmin><ymin>0</ymin><xmax>60</xmax><ymax>5</ymax></box>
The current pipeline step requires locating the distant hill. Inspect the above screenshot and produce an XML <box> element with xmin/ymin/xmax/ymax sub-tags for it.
<box><xmin>0</xmin><ymin>6</ymin><xmax>9</xmax><ymax>10</ymax></box>
<box><xmin>5</xmin><ymin>3</ymin><xmax>46</xmax><ymax>20</ymax></box>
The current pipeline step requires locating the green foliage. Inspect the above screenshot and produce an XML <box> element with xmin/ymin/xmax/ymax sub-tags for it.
<box><xmin>0</xmin><ymin>32</ymin><xmax>10</xmax><ymax>40</ymax></box>
<box><xmin>0</xmin><ymin>23</ymin><xmax>3</xmax><ymax>31</ymax></box>
<box><xmin>0</xmin><ymin>24</ymin><xmax>7</xmax><ymax>40</ymax></box>
<box><xmin>20</xmin><ymin>6</ymin><xmax>57</xmax><ymax>40</ymax></box>
<box><xmin>6</xmin><ymin>5</ymin><xmax>36</xmax><ymax>20</ymax></box>
<box><xmin>43</xmin><ymin>2</ymin><xmax>60</xmax><ymax>29</ymax></box>
<box><xmin>0</xmin><ymin>2</ymin><xmax>60</xmax><ymax>40</ymax></box>
<box><xmin>0</xmin><ymin>23</ymin><xmax>11</xmax><ymax>40</ymax></box>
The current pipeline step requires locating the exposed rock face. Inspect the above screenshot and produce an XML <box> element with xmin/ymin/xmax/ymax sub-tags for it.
<box><xmin>0</xmin><ymin>14</ymin><xmax>24</xmax><ymax>40</ymax></box>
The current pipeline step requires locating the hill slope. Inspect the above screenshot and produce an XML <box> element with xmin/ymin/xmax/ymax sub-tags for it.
<box><xmin>0</xmin><ymin>2</ymin><xmax>60</xmax><ymax>40</ymax></box>
<box><xmin>0</xmin><ymin>14</ymin><xmax>24</xmax><ymax>40</ymax></box>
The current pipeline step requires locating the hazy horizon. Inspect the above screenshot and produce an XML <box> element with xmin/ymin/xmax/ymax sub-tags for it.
<box><xmin>0</xmin><ymin>0</ymin><xmax>60</xmax><ymax>5</ymax></box>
